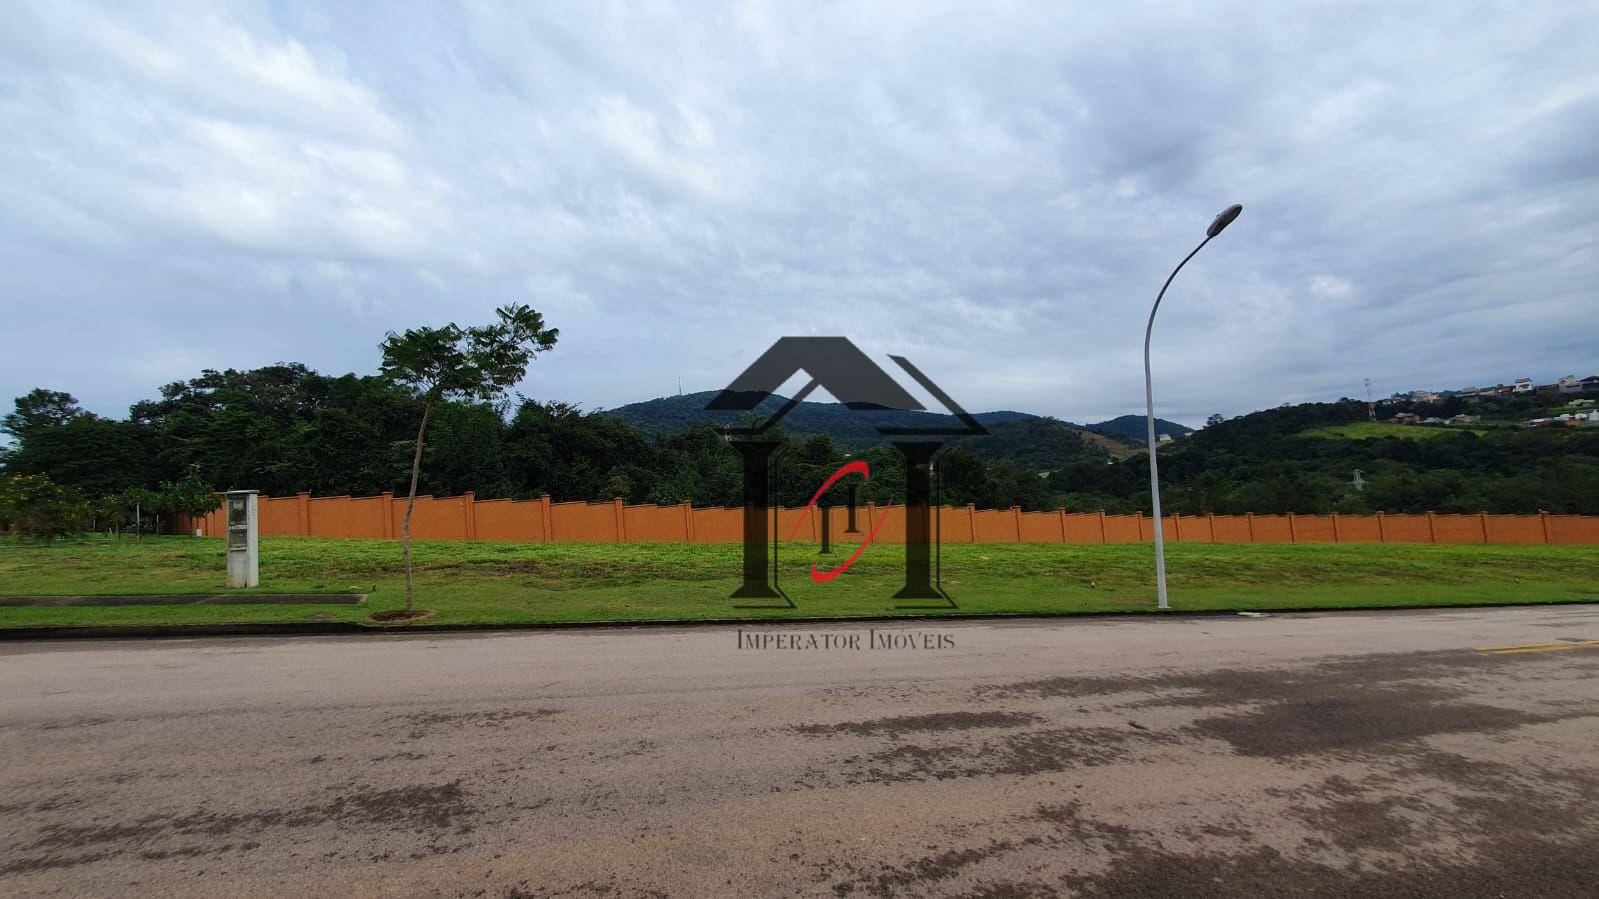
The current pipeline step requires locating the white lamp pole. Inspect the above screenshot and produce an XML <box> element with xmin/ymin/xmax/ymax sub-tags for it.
<box><xmin>1144</xmin><ymin>204</ymin><xmax>1242</xmax><ymax>610</ymax></box>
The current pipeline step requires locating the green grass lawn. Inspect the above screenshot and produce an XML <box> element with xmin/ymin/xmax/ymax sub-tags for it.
<box><xmin>2</xmin><ymin>535</ymin><xmax>1597</xmax><ymax>630</ymax></box>
<box><xmin>1301</xmin><ymin>422</ymin><xmax>1487</xmax><ymax>440</ymax></box>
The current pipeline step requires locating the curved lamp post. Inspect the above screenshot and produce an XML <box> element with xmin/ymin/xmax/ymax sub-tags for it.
<box><xmin>1144</xmin><ymin>203</ymin><xmax>1242</xmax><ymax>610</ymax></box>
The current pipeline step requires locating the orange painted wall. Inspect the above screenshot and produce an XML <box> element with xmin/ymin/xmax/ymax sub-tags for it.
<box><xmin>550</xmin><ymin>501</ymin><xmax>616</xmax><ymax>542</ymax></box>
<box><xmin>1550</xmin><ymin>515</ymin><xmax>1599</xmax><ymax>544</ymax></box>
<box><xmin>1335</xmin><ymin>515</ymin><xmax>1382</xmax><ymax>542</ymax></box>
<box><xmin>623</xmin><ymin>503</ymin><xmax>687</xmax><ymax>542</ymax></box>
<box><xmin>178</xmin><ymin>492</ymin><xmax>1599</xmax><ymax>546</ymax></box>
<box><xmin>1063</xmin><ymin>513</ymin><xmax>1103</xmax><ymax>543</ymax></box>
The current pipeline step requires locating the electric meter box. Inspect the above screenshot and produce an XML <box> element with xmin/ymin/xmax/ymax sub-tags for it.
<box><xmin>224</xmin><ymin>490</ymin><xmax>259</xmax><ymax>588</ymax></box>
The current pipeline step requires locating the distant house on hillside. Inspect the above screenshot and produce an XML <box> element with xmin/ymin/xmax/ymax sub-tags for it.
<box><xmin>1449</xmin><ymin>413</ymin><xmax>1481</xmax><ymax>424</ymax></box>
<box><xmin>1557</xmin><ymin>375</ymin><xmax>1582</xmax><ymax>395</ymax></box>
<box><xmin>1514</xmin><ymin>378</ymin><xmax>1534</xmax><ymax>394</ymax></box>
<box><xmin>1583</xmin><ymin>375</ymin><xmax>1599</xmax><ymax>392</ymax></box>
<box><xmin>1413</xmin><ymin>389</ymin><xmax>1440</xmax><ymax>403</ymax></box>
<box><xmin>1391</xmin><ymin>412</ymin><xmax>1420</xmax><ymax>425</ymax></box>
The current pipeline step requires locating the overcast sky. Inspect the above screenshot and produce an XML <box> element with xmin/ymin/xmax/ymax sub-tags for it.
<box><xmin>2</xmin><ymin>1</ymin><xmax>1596</xmax><ymax>428</ymax></box>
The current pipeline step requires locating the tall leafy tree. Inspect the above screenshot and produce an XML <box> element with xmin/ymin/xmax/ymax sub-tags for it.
<box><xmin>157</xmin><ymin>464</ymin><xmax>223</xmax><ymax>530</ymax></box>
<box><xmin>2</xmin><ymin>388</ymin><xmax>88</xmax><ymax>438</ymax></box>
<box><xmin>379</xmin><ymin>304</ymin><xmax>558</xmax><ymax>612</ymax></box>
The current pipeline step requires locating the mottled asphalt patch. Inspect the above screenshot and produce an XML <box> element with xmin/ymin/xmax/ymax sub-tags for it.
<box><xmin>982</xmin><ymin>648</ymin><xmax>1596</xmax><ymax>758</ymax></box>
<box><xmin>809</xmin><ymin>724</ymin><xmax>1178</xmax><ymax>786</ymax></box>
<box><xmin>4</xmin><ymin>782</ymin><xmax>478</xmax><ymax>876</ymax></box>
<box><xmin>794</xmin><ymin>711</ymin><xmax>1041</xmax><ymax>738</ymax></box>
<box><xmin>816</xmin><ymin>649</ymin><xmax>1599</xmax><ymax>896</ymax></box>
<box><xmin>5</xmin><ymin>612</ymin><xmax>1598</xmax><ymax>896</ymax></box>
<box><xmin>390</xmin><ymin>708</ymin><xmax>563</xmax><ymax>739</ymax></box>
<box><xmin>829</xmin><ymin>837</ymin><xmax>1048</xmax><ymax>897</ymax></box>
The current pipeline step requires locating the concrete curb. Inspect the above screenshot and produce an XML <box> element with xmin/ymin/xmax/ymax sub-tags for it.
<box><xmin>1</xmin><ymin>597</ymin><xmax>1595</xmax><ymax>642</ymax></box>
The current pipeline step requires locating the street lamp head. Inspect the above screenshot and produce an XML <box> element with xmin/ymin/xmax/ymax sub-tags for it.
<box><xmin>1206</xmin><ymin>203</ymin><xmax>1243</xmax><ymax>238</ymax></box>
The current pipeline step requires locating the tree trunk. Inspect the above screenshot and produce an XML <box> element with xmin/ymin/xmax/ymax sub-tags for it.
<box><xmin>402</xmin><ymin>398</ymin><xmax>436</xmax><ymax>613</ymax></box>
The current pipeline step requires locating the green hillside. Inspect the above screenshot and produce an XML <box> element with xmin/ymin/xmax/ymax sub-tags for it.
<box><xmin>1085</xmin><ymin>414</ymin><xmax>1194</xmax><ymax>441</ymax></box>
<box><xmin>1051</xmin><ymin>396</ymin><xmax>1599</xmax><ymax>515</ymax></box>
<box><xmin>952</xmin><ymin>418</ymin><xmax>1134</xmax><ymax>469</ymax></box>
<box><xmin>4</xmin><ymin>364</ymin><xmax>1595</xmax><ymax>519</ymax></box>
<box><xmin>1303</xmin><ymin>422</ymin><xmax>1477</xmax><ymax>440</ymax></box>
<box><xmin>602</xmin><ymin>390</ymin><xmax>1038</xmax><ymax>451</ymax></box>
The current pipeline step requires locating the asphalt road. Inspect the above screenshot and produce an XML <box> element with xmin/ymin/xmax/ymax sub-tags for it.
<box><xmin>3</xmin><ymin>605</ymin><xmax>1598</xmax><ymax>897</ymax></box>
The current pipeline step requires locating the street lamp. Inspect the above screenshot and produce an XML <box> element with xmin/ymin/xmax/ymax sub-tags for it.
<box><xmin>1144</xmin><ymin>203</ymin><xmax>1242</xmax><ymax>610</ymax></box>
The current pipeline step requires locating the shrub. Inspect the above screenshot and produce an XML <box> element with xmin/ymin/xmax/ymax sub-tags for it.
<box><xmin>0</xmin><ymin>473</ymin><xmax>89</xmax><ymax>542</ymax></box>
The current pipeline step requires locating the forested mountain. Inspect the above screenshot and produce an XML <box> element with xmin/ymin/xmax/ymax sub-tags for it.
<box><xmin>0</xmin><ymin>366</ymin><xmax>1064</xmax><ymax>510</ymax></box>
<box><xmin>603</xmin><ymin>390</ymin><xmax>1040</xmax><ymax>450</ymax></box>
<box><xmin>4</xmin><ymin>365</ymin><xmax>1597</xmax><ymax>514</ymax></box>
<box><xmin>951</xmin><ymin>418</ymin><xmax>1134</xmax><ymax>469</ymax></box>
<box><xmin>1053</xmin><ymin>397</ymin><xmax>1599</xmax><ymax>515</ymax></box>
<box><xmin>1084</xmin><ymin>414</ymin><xmax>1194</xmax><ymax>441</ymax></box>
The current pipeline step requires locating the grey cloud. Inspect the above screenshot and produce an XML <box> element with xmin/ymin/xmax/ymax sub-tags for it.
<box><xmin>1</xmin><ymin>0</ymin><xmax>1595</xmax><ymax>429</ymax></box>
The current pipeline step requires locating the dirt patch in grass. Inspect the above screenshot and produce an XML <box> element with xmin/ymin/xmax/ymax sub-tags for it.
<box><xmin>369</xmin><ymin>608</ymin><xmax>436</xmax><ymax>624</ymax></box>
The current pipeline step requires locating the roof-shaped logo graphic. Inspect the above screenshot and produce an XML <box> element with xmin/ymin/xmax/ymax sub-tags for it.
<box><xmin>708</xmin><ymin>336</ymin><xmax>986</xmax><ymax>439</ymax></box>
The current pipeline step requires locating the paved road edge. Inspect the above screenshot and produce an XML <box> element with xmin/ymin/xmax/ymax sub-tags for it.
<box><xmin>2</xmin><ymin>597</ymin><xmax>1597</xmax><ymax>641</ymax></box>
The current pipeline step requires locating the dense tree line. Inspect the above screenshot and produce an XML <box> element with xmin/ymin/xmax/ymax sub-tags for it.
<box><xmin>1053</xmin><ymin>399</ymin><xmax>1599</xmax><ymax>515</ymax></box>
<box><xmin>0</xmin><ymin>365</ymin><xmax>1060</xmax><ymax>512</ymax></box>
<box><xmin>4</xmin><ymin>368</ymin><xmax>1597</xmax><ymax>517</ymax></box>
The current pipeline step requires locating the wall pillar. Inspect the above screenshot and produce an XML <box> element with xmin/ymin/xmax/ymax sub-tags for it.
<box><xmin>298</xmin><ymin>491</ymin><xmax>311</xmax><ymax>536</ymax></box>
<box><xmin>381</xmin><ymin>492</ymin><xmax>394</xmax><ymax>539</ymax></box>
<box><xmin>1098</xmin><ymin>509</ymin><xmax>1107</xmax><ymax>543</ymax></box>
<box><xmin>1012</xmin><ymin>506</ymin><xmax>1023</xmax><ymax>542</ymax></box>
<box><xmin>683</xmin><ymin>501</ymin><xmax>695</xmax><ymax>542</ymax></box>
<box><xmin>1246</xmin><ymin>511</ymin><xmax>1255</xmax><ymax>543</ymax></box>
<box><xmin>1057</xmin><ymin>509</ymin><xmax>1067</xmax><ymax>542</ymax></box>
<box><xmin>1330</xmin><ymin>512</ymin><xmax>1340</xmax><ymax>543</ymax></box>
<box><xmin>1426</xmin><ymin>510</ymin><xmax>1438</xmax><ymax>543</ymax></box>
<box><xmin>1376</xmin><ymin>511</ymin><xmax>1387</xmax><ymax>542</ymax></box>
<box><xmin>1207</xmin><ymin>512</ymin><xmax>1217</xmax><ymax>542</ymax></box>
<box><xmin>1287</xmin><ymin>512</ymin><xmax>1297</xmax><ymax>543</ymax></box>
<box><xmin>1540</xmin><ymin>509</ymin><xmax>1551</xmax><ymax>544</ymax></box>
<box><xmin>539</xmin><ymin>493</ymin><xmax>553</xmax><ymax>542</ymax></box>
<box><xmin>463</xmin><ymin>491</ymin><xmax>476</xmax><ymax>541</ymax></box>
<box><xmin>1480</xmin><ymin>511</ymin><xmax>1490</xmax><ymax>544</ymax></box>
<box><xmin>613</xmin><ymin>496</ymin><xmax>626</xmax><ymax>542</ymax></box>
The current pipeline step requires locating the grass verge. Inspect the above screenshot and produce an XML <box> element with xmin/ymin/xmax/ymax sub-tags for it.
<box><xmin>1</xmin><ymin>535</ymin><xmax>1596</xmax><ymax>630</ymax></box>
